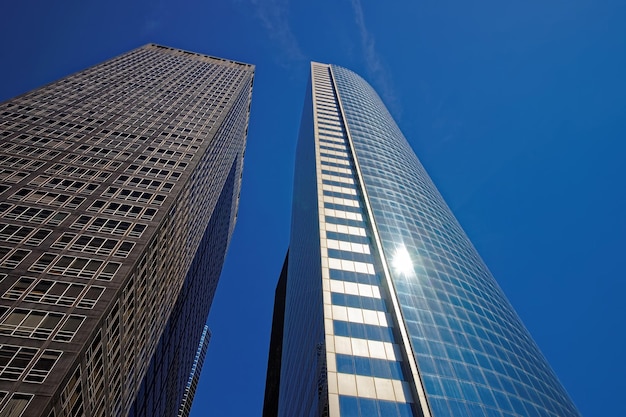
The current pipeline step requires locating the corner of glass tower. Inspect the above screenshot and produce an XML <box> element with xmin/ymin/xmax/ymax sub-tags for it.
<box><xmin>264</xmin><ymin>62</ymin><xmax>582</xmax><ymax>417</ymax></box>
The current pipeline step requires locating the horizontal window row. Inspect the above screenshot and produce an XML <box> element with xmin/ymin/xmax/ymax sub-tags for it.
<box><xmin>0</xmin><ymin>247</ymin><xmax>30</xmax><ymax>269</ymax></box>
<box><xmin>326</xmin><ymin>230</ymin><xmax>370</xmax><ymax>245</ymax></box>
<box><xmin>324</xmin><ymin>208</ymin><xmax>362</xmax><ymax>221</ymax></box>
<box><xmin>0</xmin><ymin>155</ymin><xmax>45</xmax><ymax>171</ymax></box>
<box><xmin>323</xmin><ymin>189</ymin><xmax>360</xmax><ymax>201</ymax></box>
<box><xmin>325</xmin><ymin>216</ymin><xmax>365</xmax><ymax>228</ymax></box>
<box><xmin>0</xmin><ymin>223</ymin><xmax>51</xmax><ymax>246</ymax></box>
<box><xmin>101</xmin><ymin>186</ymin><xmax>167</xmax><ymax>205</ymax></box>
<box><xmin>334</xmin><ymin>320</ymin><xmax>394</xmax><ymax>343</ymax></box>
<box><xmin>319</xmin><ymin>129</ymin><xmax>345</xmax><ymax>139</ymax></box>
<box><xmin>71</xmin><ymin>215</ymin><xmax>147</xmax><ymax>237</ymax></box>
<box><xmin>336</xmin><ymin>353</ymin><xmax>403</xmax><ymax>380</ymax></box>
<box><xmin>0</xmin><ymin>143</ymin><xmax>60</xmax><ymax>160</ymax></box>
<box><xmin>10</xmin><ymin>188</ymin><xmax>85</xmax><ymax>209</ymax></box>
<box><xmin>28</xmin><ymin>175</ymin><xmax>99</xmax><ymax>194</ymax></box>
<box><xmin>332</xmin><ymin>292</ymin><xmax>386</xmax><ymax>312</ymax></box>
<box><xmin>0</xmin><ymin>169</ymin><xmax>28</xmax><ymax>184</ymax></box>
<box><xmin>88</xmin><ymin>200</ymin><xmax>158</xmax><ymax>221</ymax></box>
<box><xmin>327</xmin><ymin>239</ymin><xmax>370</xmax><ymax>256</ymax></box>
<box><xmin>328</xmin><ymin>248</ymin><xmax>373</xmax><ymax>264</ymax></box>
<box><xmin>13</xmin><ymin>134</ymin><xmax>74</xmax><ymax>151</ymax></box>
<box><xmin>323</xmin><ymin>195</ymin><xmax>360</xmax><ymax>208</ymax></box>
<box><xmin>4</xmin><ymin>276</ymin><xmax>104</xmax><ymax>309</ymax></box>
<box><xmin>113</xmin><ymin>175</ymin><xmax>174</xmax><ymax>192</ymax></box>
<box><xmin>61</xmin><ymin>153</ymin><xmax>123</xmax><ymax>170</ymax></box>
<box><xmin>321</xmin><ymin>159</ymin><xmax>351</xmax><ymax>170</ymax></box>
<box><xmin>323</xmin><ymin>178</ymin><xmax>356</xmax><ymax>189</ymax></box>
<box><xmin>30</xmin><ymin>253</ymin><xmax>121</xmax><ymax>280</ymax></box>
<box><xmin>45</xmin><ymin>164</ymin><xmax>111</xmax><ymax>182</ymax></box>
<box><xmin>0</xmin><ymin>393</ymin><xmax>33</xmax><ymax>417</ymax></box>
<box><xmin>331</xmin><ymin>304</ymin><xmax>389</xmax><ymax>327</ymax></box>
<box><xmin>324</xmin><ymin>202</ymin><xmax>361</xmax><ymax>213</ymax></box>
<box><xmin>134</xmin><ymin>154</ymin><xmax>189</xmax><ymax>170</ymax></box>
<box><xmin>52</xmin><ymin>232</ymin><xmax>135</xmax><ymax>257</ymax></box>
<box><xmin>0</xmin><ymin>204</ymin><xmax>69</xmax><ymax>226</ymax></box>
<box><xmin>125</xmin><ymin>164</ymin><xmax>182</xmax><ymax>181</ymax></box>
<box><xmin>320</xmin><ymin>151</ymin><xmax>349</xmax><ymax>162</ymax></box>
<box><xmin>320</xmin><ymin>143</ymin><xmax>346</xmax><ymax>153</ymax></box>
<box><xmin>0</xmin><ymin>308</ymin><xmax>84</xmax><ymax>342</ymax></box>
<box><xmin>329</xmin><ymin>268</ymin><xmax>379</xmax><ymax>286</ymax></box>
<box><xmin>75</xmin><ymin>144</ymin><xmax>132</xmax><ymax>160</ymax></box>
<box><xmin>321</xmin><ymin>167</ymin><xmax>352</xmax><ymax>178</ymax></box>
<box><xmin>144</xmin><ymin>146</ymin><xmax>194</xmax><ymax>161</ymax></box>
<box><xmin>339</xmin><ymin>395</ymin><xmax>414</xmax><ymax>417</ymax></box>
<box><xmin>0</xmin><ymin>344</ymin><xmax>62</xmax><ymax>383</ymax></box>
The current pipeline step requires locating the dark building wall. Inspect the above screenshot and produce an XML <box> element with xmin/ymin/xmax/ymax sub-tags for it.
<box><xmin>262</xmin><ymin>252</ymin><xmax>288</xmax><ymax>417</ymax></box>
<box><xmin>277</xmin><ymin>79</ymin><xmax>326</xmax><ymax>417</ymax></box>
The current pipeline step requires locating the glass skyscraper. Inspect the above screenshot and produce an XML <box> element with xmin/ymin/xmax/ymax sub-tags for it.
<box><xmin>264</xmin><ymin>62</ymin><xmax>580</xmax><ymax>417</ymax></box>
<box><xmin>0</xmin><ymin>44</ymin><xmax>253</xmax><ymax>417</ymax></box>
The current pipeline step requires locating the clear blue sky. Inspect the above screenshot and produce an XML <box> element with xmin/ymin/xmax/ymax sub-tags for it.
<box><xmin>1</xmin><ymin>1</ymin><xmax>625</xmax><ymax>416</ymax></box>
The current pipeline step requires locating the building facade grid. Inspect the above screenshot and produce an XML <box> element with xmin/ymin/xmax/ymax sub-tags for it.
<box><xmin>0</xmin><ymin>44</ymin><xmax>254</xmax><ymax>417</ymax></box>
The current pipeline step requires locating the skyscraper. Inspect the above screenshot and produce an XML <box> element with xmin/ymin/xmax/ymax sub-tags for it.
<box><xmin>264</xmin><ymin>62</ymin><xmax>580</xmax><ymax>417</ymax></box>
<box><xmin>0</xmin><ymin>44</ymin><xmax>254</xmax><ymax>417</ymax></box>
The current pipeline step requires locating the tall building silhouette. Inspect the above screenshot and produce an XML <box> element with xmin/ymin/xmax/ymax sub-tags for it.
<box><xmin>0</xmin><ymin>44</ymin><xmax>254</xmax><ymax>417</ymax></box>
<box><xmin>264</xmin><ymin>62</ymin><xmax>580</xmax><ymax>417</ymax></box>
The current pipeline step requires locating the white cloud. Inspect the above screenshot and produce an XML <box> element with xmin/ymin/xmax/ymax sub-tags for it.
<box><xmin>245</xmin><ymin>0</ymin><xmax>305</xmax><ymax>66</ymax></box>
<box><xmin>349</xmin><ymin>0</ymin><xmax>399</xmax><ymax>114</ymax></box>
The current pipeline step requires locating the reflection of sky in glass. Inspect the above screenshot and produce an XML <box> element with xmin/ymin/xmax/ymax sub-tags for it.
<box><xmin>332</xmin><ymin>64</ymin><xmax>582</xmax><ymax>417</ymax></box>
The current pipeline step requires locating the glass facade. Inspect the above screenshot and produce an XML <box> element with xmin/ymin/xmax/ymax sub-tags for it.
<box><xmin>264</xmin><ymin>62</ymin><xmax>581</xmax><ymax>417</ymax></box>
<box><xmin>0</xmin><ymin>44</ymin><xmax>254</xmax><ymax>417</ymax></box>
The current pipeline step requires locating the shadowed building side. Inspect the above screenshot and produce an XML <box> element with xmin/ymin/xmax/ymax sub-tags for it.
<box><xmin>262</xmin><ymin>253</ymin><xmax>288</xmax><ymax>417</ymax></box>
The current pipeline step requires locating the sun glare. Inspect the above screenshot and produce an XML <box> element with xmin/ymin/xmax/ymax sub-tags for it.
<box><xmin>392</xmin><ymin>246</ymin><xmax>413</xmax><ymax>275</ymax></box>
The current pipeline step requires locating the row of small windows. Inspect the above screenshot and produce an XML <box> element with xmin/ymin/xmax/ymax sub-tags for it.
<box><xmin>113</xmin><ymin>175</ymin><xmax>174</xmax><ymax>193</ymax></box>
<box><xmin>0</xmin><ymin>223</ymin><xmax>51</xmax><ymax>245</ymax></box>
<box><xmin>0</xmin><ymin>155</ymin><xmax>45</xmax><ymax>171</ymax></box>
<box><xmin>75</xmin><ymin>144</ymin><xmax>132</xmax><ymax>161</ymax></box>
<box><xmin>0</xmin><ymin>308</ymin><xmax>84</xmax><ymax>342</ymax></box>
<box><xmin>0</xmin><ymin>204</ymin><xmax>69</xmax><ymax>226</ymax></box>
<box><xmin>88</xmin><ymin>200</ymin><xmax>158</xmax><ymax>221</ymax></box>
<box><xmin>45</xmin><ymin>164</ymin><xmax>111</xmax><ymax>182</ymax></box>
<box><xmin>4</xmin><ymin>276</ymin><xmax>104</xmax><ymax>309</ymax></box>
<box><xmin>0</xmin><ymin>392</ymin><xmax>34</xmax><ymax>417</ymax></box>
<box><xmin>323</xmin><ymin>190</ymin><xmax>360</xmax><ymax>201</ymax></box>
<box><xmin>10</xmin><ymin>188</ymin><xmax>85</xmax><ymax>209</ymax></box>
<box><xmin>101</xmin><ymin>187</ymin><xmax>166</xmax><ymax>206</ymax></box>
<box><xmin>30</xmin><ymin>253</ymin><xmax>121</xmax><ymax>281</ymax></box>
<box><xmin>332</xmin><ymin>292</ymin><xmax>386</xmax><ymax>312</ymax></box>
<box><xmin>134</xmin><ymin>154</ymin><xmax>189</xmax><ymax>171</ymax></box>
<box><xmin>0</xmin><ymin>345</ymin><xmax>61</xmax><ymax>383</ymax></box>
<box><xmin>51</xmin><ymin>232</ymin><xmax>135</xmax><ymax>258</ymax></box>
<box><xmin>28</xmin><ymin>175</ymin><xmax>99</xmax><ymax>194</ymax></box>
<box><xmin>0</xmin><ymin>247</ymin><xmax>30</xmax><ymax>269</ymax></box>
<box><xmin>0</xmin><ymin>143</ymin><xmax>61</xmax><ymax>160</ymax></box>
<box><xmin>10</xmin><ymin>134</ymin><xmax>74</xmax><ymax>151</ymax></box>
<box><xmin>61</xmin><ymin>153</ymin><xmax>123</xmax><ymax>170</ymax></box>
<box><xmin>0</xmin><ymin>169</ymin><xmax>28</xmax><ymax>184</ymax></box>
<box><xmin>125</xmin><ymin>164</ymin><xmax>182</xmax><ymax>182</ymax></box>
<box><xmin>334</xmin><ymin>320</ymin><xmax>394</xmax><ymax>343</ymax></box>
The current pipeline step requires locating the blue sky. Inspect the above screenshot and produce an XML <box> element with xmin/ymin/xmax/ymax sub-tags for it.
<box><xmin>1</xmin><ymin>1</ymin><xmax>625</xmax><ymax>416</ymax></box>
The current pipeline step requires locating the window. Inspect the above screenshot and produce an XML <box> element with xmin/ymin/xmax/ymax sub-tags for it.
<box><xmin>24</xmin><ymin>350</ymin><xmax>62</xmax><ymax>383</ymax></box>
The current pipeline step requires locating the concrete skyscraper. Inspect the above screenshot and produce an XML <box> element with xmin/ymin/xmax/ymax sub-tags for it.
<box><xmin>263</xmin><ymin>63</ymin><xmax>580</xmax><ymax>417</ymax></box>
<box><xmin>0</xmin><ymin>44</ymin><xmax>254</xmax><ymax>417</ymax></box>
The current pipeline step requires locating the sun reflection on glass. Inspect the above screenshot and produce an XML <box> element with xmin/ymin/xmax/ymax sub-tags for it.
<box><xmin>392</xmin><ymin>246</ymin><xmax>413</xmax><ymax>275</ymax></box>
